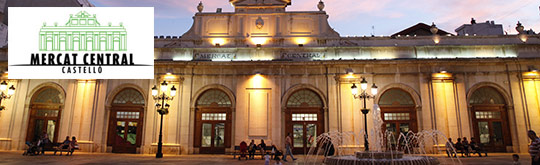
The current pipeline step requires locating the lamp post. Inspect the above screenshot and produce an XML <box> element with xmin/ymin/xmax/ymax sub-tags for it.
<box><xmin>0</xmin><ymin>80</ymin><xmax>15</xmax><ymax>111</ymax></box>
<box><xmin>152</xmin><ymin>81</ymin><xmax>176</xmax><ymax>158</ymax></box>
<box><xmin>351</xmin><ymin>77</ymin><xmax>378</xmax><ymax>151</ymax></box>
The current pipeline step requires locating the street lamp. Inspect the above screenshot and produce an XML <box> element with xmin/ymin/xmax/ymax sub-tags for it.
<box><xmin>0</xmin><ymin>80</ymin><xmax>15</xmax><ymax>111</ymax></box>
<box><xmin>351</xmin><ymin>77</ymin><xmax>377</xmax><ymax>151</ymax></box>
<box><xmin>152</xmin><ymin>81</ymin><xmax>176</xmax><ymax>158</ymax></box>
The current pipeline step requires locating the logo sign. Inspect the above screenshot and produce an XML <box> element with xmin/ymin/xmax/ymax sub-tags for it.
<box><xmin>8</xmin><ymin>7</ymin><xmax>154</xmax><ymax>79</ymax></box>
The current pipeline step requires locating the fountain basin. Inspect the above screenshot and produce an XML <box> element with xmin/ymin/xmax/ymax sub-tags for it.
<box><xmin>356</xmin><ymin>151</ymin><xmax>403</xmax><ymax>159</ymax></box>
<box><xmin>325</xmin><ymin>155</ymin><xmax>440</xmax><ymax>165</ymax></box>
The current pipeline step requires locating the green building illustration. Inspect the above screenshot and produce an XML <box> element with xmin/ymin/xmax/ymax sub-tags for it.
<box><xmin>39</xmin><ymin>11</ymin><xmax>127</xmax><ymax>51</ymax></box>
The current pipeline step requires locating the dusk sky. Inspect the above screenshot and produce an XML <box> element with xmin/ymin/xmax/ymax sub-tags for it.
<box><xmin>89</xmin><ymin>0</ymin><xmax>540</xmax><ymax>36</ymax></box>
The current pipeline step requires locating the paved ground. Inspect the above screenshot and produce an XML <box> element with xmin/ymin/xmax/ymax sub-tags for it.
<box><xmin>0</xmin><ymin>151</ymin><xmax>532</xmax><ymax>165</ymax></box>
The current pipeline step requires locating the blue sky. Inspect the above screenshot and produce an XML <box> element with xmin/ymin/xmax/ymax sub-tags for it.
<box><xmin>89</xmin><ymin>0</ymin><xmax>540</xmax><ymax>36</ymax></box>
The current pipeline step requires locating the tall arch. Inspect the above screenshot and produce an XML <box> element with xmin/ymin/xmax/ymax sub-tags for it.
<box><xmin>281</xmin><ymin>84</ymin><xmax>327</xmax><ymax>111</ymax></box>
<box><xmin>192</xmin><ymin>85</ymin><xmax>235</xmax><ymax>154</ymax></box>
<box><xmin>375</xmin><ymin>83</ymin><xmax>421</xmax><ymax>108</ymax></box>
<box><xmin>106</xmin><ymin>85</ymin><xmax>146</xmax><ymax>154</ymax></box>
<box><xmin>191</xmin><ymin>84</ymin><xmax>236</xmax><ymax>111</ymax></box>
<box><xmin>283</xmin><ymin>85</ymin><xmax>326</xmax><ymax>154</ymax></box>
<box><xmin>467</xmin><ymin>82</ymin><xmax>512</xmax><ymax>152</ymax></box>
<box><xmin>25</xmin><ymin>82</ymin><xmax>66</xmax><ymax>143</ymax></box>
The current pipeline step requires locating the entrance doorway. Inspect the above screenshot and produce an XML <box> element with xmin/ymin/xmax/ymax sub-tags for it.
<box><xmin>26</xmin><ymin>87</ymin><xmax>64</xmax><ymax>142</ymax></box>
<box><xmin>378</xmin><ymin>88</ymin><xmax>418</xmax><ymax>149</ymax></box>
<box><xmin>194</xmin><ymin>89</ymin><xmax>232</xmax><ymax>154</ymax></box>
<box><xmin>285</xmin><ymin>89</ymin><xmax>324</xmax><ymax>154</ymax></box>
<box><xmin>107</xmin><ymin>88</ymin><xmax>145</xmax><ymax>153</ymax></box>
<box><xmin>26</xmin><ymin>87</ymin><xmax>64</xmax><ymax>143</ymax></box>
<box><xmin>469</xmin><ymin>87</ymin><xmax>511</xmax><ymax>152</ymax></box>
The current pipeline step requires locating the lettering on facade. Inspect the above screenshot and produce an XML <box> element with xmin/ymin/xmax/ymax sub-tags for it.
<box><xmin>194</xmin><ymin>53</ymin><xmax>236</xmax><ymax>60</ymax></box>
<box><xmin>280</xmin><ymin>52</ymin><xmax>324</xmax><ymax>61</ymax></box>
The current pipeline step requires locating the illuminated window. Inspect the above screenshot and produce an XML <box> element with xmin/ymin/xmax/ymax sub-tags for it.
<box><xmin>116</xmin><ymin>111</ymin><xmax>140</xmax><ymax>119</ymax></box>
<box><xmin>287</xmin><ymin>89</ymin><xmax>323</xmax><ymax>107</ymax></box>
<box><xmin>33</xmin><ymin>88</ymin><xmax>62</xmax><ymax>103</ymax></box>
<box><xmin>469</xmin><ymin>87</ymin><xmax>505</xmax><ymax>105</ymax></box>
<box><xmin>379</xmin><ymin>89</ymin><xmax>414</xmax><ymax>106</ymax></box>
<box><xmin>36</xmin><ymin>109</ymin><xmax>59</xmax><ymax>117</ymax></box>
<box><xmin>292</xmin><ymin>114</ymin><xmax>318</xmax><ymax>121</ymax></box>
<box><xmin>475</xmin><ymin>111</ymin><xmax>501</xmax><ymax>119</ymax></box>
<box><xmin>384</xmin><ymin>113</ymin><xmax>410</xmax><ymax>121</ymax></box>
<box><xmin>202</xmin><ymin>113</ymin><xmax>226</xmax><ymax>121</ymax></box>
<box><xmin>113</xmin><ymin>88</ymin><xmax>145</xmax><ymax>105</ymax></box>
<box><xmin>196</xmin><ymin>89</ymin><xmax>232</xmax><ymax>107</ymax></box>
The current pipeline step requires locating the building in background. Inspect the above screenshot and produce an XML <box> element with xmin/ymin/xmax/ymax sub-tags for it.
<box><xmin>455</xmin><ymin>18</ymin><xmax>504</xmax><ymax>36</ymax></box>
<box><xmin>0</xmin><ymin>0</ymin><xmax>539</xmax><ymax>155</ymax></box>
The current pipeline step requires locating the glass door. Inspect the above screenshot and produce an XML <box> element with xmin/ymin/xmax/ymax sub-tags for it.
<box><xmin>473</xmin><ymin>109</ymin><xmax>509</xmax><ymax>152</ymax></box>
<box><xmin>200</xmin><ymin>122</ymin><xmax>226</xmax><ymax>154</ymax></box>
<box><xmin>112</xmin><ymin>110</ymin><xmax>141</xmax><ymax>153</ymax></box>
<box><xmin>292</xmin><ymin>122</ymin><xmax>318</xmax><ymax>154</ymax></box>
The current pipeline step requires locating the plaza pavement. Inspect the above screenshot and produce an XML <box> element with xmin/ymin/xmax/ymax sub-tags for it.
<box><xmin>0</xmin><ymin>151</ymin><xmax>531</xmax><ymax>165</ymax></box>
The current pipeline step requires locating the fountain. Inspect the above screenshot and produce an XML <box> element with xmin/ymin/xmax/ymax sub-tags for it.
<box><xmin>304</xmin><ymin>104</ymin><xmax>461</xmax><ymax>165</ymax></box>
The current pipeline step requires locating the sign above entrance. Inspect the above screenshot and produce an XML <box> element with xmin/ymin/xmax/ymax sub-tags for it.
<box><xmin>8</xmin><ymin>7</ymin><xmax>154</xmax><ymax>79</ymax></box>
<box><xmin>194</xmin><ymin>53</ymin><xmax>236</xmax><ymax>61</ymax></box>
<box><xmin>280</xmin><ymin>52</ymin><xmax>324</xmax><ymax>61</ymax></box>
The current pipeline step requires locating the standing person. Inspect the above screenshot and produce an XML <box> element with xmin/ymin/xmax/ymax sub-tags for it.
<box><xmin>528</xmin><ymin>130</ymin><xmax>540</xmax><ymax>165</ymax></box>
<box><xmin>283</xmin><ymin>133</ymin><xmax>297</xmax><ymax>162</ymax></box>
<box><xmin>258</xmin><ymin>139</ymin><xmax>267</xmax><ymax>159</ymax></box>
<box><xmin>248</xmin><ymin>140</ymin><xmax>257</xmax><ymax>160</ymax></box>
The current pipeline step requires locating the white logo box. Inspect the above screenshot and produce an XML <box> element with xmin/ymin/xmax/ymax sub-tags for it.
<box><xmin>8</xmin><ymin>7</ymin><xmax>154</xmax><ymax>79</ymax></box>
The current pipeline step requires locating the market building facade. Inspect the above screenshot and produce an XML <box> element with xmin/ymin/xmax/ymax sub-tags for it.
<box><xmin>1</xmin><ymin>0</ymin><xmax>540</xmax><ymax>155</ymax></box>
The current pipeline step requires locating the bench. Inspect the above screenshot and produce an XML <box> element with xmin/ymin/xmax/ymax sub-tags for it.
<box><xmin>233</xmin><ymin>146</ymin><xmax>274</xmax><ymax>160</ymax></box>
<box><xmin>37</xmin><ymin>143</ymin><xmax>79</xmax><ymax>156</ymax></box>
<box><xmin>454</xmin><ymin>147</ymin><xmax>487</xmax><ymax>157</ymax></box>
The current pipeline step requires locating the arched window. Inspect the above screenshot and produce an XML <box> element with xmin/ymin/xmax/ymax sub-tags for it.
<box><xmin>112</xmin><ymin>88</ymin><xmax>145</xmax><ymax>105</ymax></box>
<box><xmin>379</xmin><ymin>89</ymin><xmax>414</xmax><ymax>106</ymax></box>
<box><xmin>196</xmin><ymin>89</ymin><xmax>232</xmax><ymax>107</ymax></box>
<box><xmin>286</xmin><ymin>89</ymin><xmax>323</xmax><ymax>107</ymax></box>
<box><xmin>32</xmin><ymin>88</ymin><xmax>63</xmax><ymax>104</ymax></box>
<box><xmin>469</xmin><ymin>87</ymin><xmax>505</xmax><ymax>105</ymax></box>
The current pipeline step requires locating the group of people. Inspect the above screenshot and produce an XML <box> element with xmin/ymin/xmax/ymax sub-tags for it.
<box><xmin>238</xmin><ymin>133</ymin><xmax>297</xmax><ymax>165</ymax></box>
<box><xmin>445</xmin><ymin>137</ymin><xmax>487</xmax><ymax>157</ymax></box>
<box><xmin>23</xmin><ymin>132</ymin><xmax>78</xmax><ymax>156</ymax></box>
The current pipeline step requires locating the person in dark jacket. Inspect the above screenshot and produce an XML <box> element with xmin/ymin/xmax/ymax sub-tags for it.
<box><xmin>258</xmin><ymin>139</ymin><xmax>267</xmax><ymax>159</ymax></box>
<box><xmin>248</xmin><ymin>140</ymin><xmax>257</xmax><ymax>160</ymax></box>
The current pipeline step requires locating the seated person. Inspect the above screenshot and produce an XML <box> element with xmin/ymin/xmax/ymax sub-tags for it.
<box><xmin>59</xmin><ymin>136</ymin><xmax>71</xmax><ymax>150</ymax></box>
<box><xmin>271</xmin><ymin>144</ymin><xmax>282</xmax><ymax>164</ymax></box>
<box><xmin>454</xmin><ymin>138</ymin><xmax>468</xmax><ymax>157</ymax></box>
<box><xmin>248</xmin><ymin>140</ymin><xmax>257</xmax><ymax>160</ymax></box>
<box><xmin>445</xmin><ymin>138</ymin><xmax>456</xmax><ymax>157</ymax></box>
<box><xmin>67</xmin><ymin>136</ymin><xmax>79</xmax><ymax>156</ymax></box>
<box><xmin>258</xmin><ymin>139</ymin><xmax>267</xmax><ymax>159</ymax></box>
<box><xmin>469</xmin><ymin>137</ymin><xmax>487</xmax><ymax>157</ymax></box>
<box><xmin>239</xmin><ymin>141</ymin><xmax>248</xmax><ymax>160</ymax></box>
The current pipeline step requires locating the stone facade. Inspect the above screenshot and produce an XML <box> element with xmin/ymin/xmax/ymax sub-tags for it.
<box><xmin>0</xmin><ymin>0</ymin><xmax>540</xmax><ymax>155</ymax></box>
